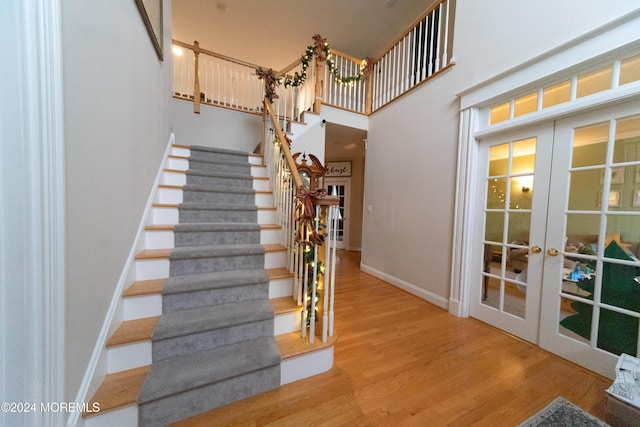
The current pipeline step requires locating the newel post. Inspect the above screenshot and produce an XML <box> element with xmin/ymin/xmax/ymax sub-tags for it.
<box><xmin>193</xmin><ymin>40</ymin><xmax>201</xmax><ymax>114</ymax></box>
<box><xmin>311</xmin><ymin>34</ymin><xmax>327</xmax><ymax>114</ymax></box>
<box><xmin>364</xmin><ymin>57</ymin><xmax>375</xmax><ymax>115</ymax></box>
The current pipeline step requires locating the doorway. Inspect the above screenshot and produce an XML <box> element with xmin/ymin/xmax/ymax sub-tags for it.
<box><xmin>471</xmin><ymin>101</ymin><xmax>640</xmax><ymax>377</ymax></box>
<box><xmin>325</xmin><ymin>177</ymin><xmax>351</xmax><ymax>250</ymax></box>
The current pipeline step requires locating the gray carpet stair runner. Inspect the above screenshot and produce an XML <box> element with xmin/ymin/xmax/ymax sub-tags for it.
<box><xmin>138</xmin><ymin>146</ymin><xmax>281</xmax><ymax>426</ymax></box>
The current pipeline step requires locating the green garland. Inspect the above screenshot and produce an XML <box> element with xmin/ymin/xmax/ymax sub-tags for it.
<box><xmin>279</xmin><ymin>36</ymin><xmax>367</xmax><ymax>88</ymax></box>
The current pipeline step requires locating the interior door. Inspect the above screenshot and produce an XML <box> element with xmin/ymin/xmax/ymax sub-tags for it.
<box><xmin>326</xmin><ymin>178</ymin><xmax>350</xmax><ymax>250</ymax></box>
<box><xmin>540</xmin><ymin>101</ymin><xmax>640</xmax><ymax>378</ymax></box>
<box><xmin>471</xmin><ymin>124</ymin><xmax>554</xmax><ymax>344</ymax></box>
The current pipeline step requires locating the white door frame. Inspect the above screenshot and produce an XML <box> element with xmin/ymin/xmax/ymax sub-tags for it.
<box><xmin>325</xmin><ymin>177</ymin><xmax>351</xmax><ymax>250</ymax></box>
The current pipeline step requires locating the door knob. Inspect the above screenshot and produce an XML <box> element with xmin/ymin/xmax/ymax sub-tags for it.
<box><xmin>547</xmin><ymin>248</ymin><xmax>559</xmax><ymax>256</ymax></box>
<box><xmin>531</xmin><ymin>245</ymin><xmax>542</xmax><ymax>254</ymax></box>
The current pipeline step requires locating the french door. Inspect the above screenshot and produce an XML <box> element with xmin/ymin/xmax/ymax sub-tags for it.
<box><xmin>325</xmin><ymin>178</ymin><xmax>350</xmax><ymax>250</ymax></box>
<box><xmin>471</xmin><ymin>124</ymin><xmax>554</xmax><ymax>344</ymax></box>
<box><xmin>540</xmin><ymin>101</ymin><xmax>640</xmax><ymax>377</ymax></box>
<box><xmin>472</xmin><ymin>101</ymin><xmax>640</xmax><ymax>377</ymax></box>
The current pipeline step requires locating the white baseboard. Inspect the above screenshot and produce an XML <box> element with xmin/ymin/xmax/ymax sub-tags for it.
<box><xmin>360</xmin><ymin>262</ymin><xmax>448</xmax><ymax>310</ymax></box>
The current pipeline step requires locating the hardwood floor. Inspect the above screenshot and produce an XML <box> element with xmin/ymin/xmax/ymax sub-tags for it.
<box><xmin>173</xmin><ymin>250</ymin><xmax>610</xmax><ymax>426</ymax></box>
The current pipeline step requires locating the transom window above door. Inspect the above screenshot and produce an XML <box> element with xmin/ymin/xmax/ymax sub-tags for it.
<box><xmin>488</xmin><ymin>53</ymin><xmax>640</xmax><ymax>126</ymax></box>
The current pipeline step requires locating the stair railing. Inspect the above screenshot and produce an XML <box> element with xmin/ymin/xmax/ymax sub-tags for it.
<box><xmin>263</xmin><ymin>98</ymin><xmax>339</xmax><ymax>343</ymax></box>
<box><xmin>370</xmin><ymin>0</ymin><xmax>455</xmax><ymax>111</ymax></box>
<box><xmin>324</xmin><ymin>49</ymin><xmax>368</xmax><ymax>114</ymax></box>
<box><xmin>172</xmin><ymin>40</ymin><xmax>265</xmax><ymax>114</ymax></box>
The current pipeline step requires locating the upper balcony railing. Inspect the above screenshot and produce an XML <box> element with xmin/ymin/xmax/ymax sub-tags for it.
<box><xmin>171</xmin><ymin>0</ymin><xmax>455</xmax><ymax>118</ymax></box>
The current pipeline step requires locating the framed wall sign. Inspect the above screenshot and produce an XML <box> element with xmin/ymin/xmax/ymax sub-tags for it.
<box><xmin>135</xmin><ymin>0</ymin><xmax>163</xmax><ymax>60</ymax></box>
<box><xmin>326</xmin><ymin>161</ymin><xmax>352</xmax><ymax>177</ymax></box>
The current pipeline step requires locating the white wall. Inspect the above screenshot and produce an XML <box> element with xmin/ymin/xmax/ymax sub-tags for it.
<box><xmin>172</xmin><ymin>99</ymin><xmax>262</xmax><ymax>153</ymax></box>
<box><xmin>62</xmin><ymin>0</ymin><xmax>173</xmax><ymax>401</ymax></box>
<box><xmin>362</xmin><ymin>0</ymin><xmax>640</xmax><ymax>307</ymax></box>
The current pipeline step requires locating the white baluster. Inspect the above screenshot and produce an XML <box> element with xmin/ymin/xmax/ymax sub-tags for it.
<box><xmin>442</xmin><ymin>0</ymin><xmax>450</xmax><ymax>66</ymax></box>
<box><xmin>435</xmin><ymin>3</ymin><xmax>442</xmax><ymax>72</ymax></box>
<box><xmin>329</xmin><ymin>204</ymin><xmax>338</xmax><ymax>336</ymax></box>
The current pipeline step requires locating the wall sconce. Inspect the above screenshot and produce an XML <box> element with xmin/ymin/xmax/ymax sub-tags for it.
<box><xmin>515</xmin><ymin>175</ymin><xmax>533</xmax><ymax>193</ymax></box>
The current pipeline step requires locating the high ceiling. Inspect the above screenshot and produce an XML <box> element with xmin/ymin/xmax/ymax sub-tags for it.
<box><xmin>172</xmin><ymin>0</ymin><xmax>434</xmax><ymax>70</ymax></box>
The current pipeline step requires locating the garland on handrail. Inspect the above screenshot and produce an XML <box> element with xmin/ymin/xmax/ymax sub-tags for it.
<box><xmin>260</xmin><ymin>34</ymin><xmax>375</xmax><ymax>92</ymax></box>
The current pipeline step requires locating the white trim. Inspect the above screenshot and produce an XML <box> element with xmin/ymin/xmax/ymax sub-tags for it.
<box><xmin>0</xmin><ymin>1</ymin><xmax>66</xmax><ymax>426</ymax></box>
<box><xmin>360</xmin><ymin>263</ymin><xmax>449</xmax><ymax>310</ymax></box>
<box><xmin>458</xmin><ymin>9</ymin><xmax>640</xmax><ymax>109</ymax></box>
<box><xmin>67</xmin><ymin>134</ymin><xmax>175</xmax><ymax>427</ymax></box>
<box><xmin>449</xmin><ymin>108</ymin><xmax>477</xmax><ymax>318</ymax></box>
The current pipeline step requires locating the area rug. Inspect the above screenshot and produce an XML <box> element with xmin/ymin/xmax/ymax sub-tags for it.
<box><xmin>518</xmin><ymin>397</ymin><xmax>609</xmax><ymax>427</ymax></box>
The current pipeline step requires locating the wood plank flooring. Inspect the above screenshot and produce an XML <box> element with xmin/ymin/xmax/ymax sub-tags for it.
<box><xmin>172</xmin><ymin>250</ymin><xmax>610</xmax><ymax>426</ymax></box>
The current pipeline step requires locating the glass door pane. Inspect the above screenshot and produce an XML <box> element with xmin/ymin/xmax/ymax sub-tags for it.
<box><xmin>326</xmin><ymin>180</ymin><xmax>349</xmax><ymax>250</ymax></box>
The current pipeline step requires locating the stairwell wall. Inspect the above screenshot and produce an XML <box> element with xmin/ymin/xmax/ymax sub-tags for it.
<box><xmin>61</xmin><ymin>0</ymin><xmax>173</xmax><ymax>402</ymax></box>
<box><xmin>361</xmin><ymin>0</ymin><xmax>640</xmax><ymax>308</ymax></box>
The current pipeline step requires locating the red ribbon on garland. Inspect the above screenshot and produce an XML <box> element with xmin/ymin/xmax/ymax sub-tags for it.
<box><xmin>295</xmin><ymin>186</ymin><xmax>326</xmax><ymax>245</ymax></box>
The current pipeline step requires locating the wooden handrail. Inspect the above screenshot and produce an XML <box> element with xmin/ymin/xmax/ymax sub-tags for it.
<box><xmin>172</xmin><ymin>39</ymin><xmax>266</xmax><ymax>71</ymax></box>
<box><xmin>263</xmin><ymin>97</ymin><xmax>303</xmax><ymax>190</ymax></box>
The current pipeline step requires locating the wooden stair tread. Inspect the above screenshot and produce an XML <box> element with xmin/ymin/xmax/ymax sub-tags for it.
<box><xmin>159</xmin><ymin>184</ymin><xmax>182</xmax><ymax>189</ymax></box>
<box><xmin>135</xmin><ymin>249</ymin><xmax>171</xmax><ymax>260</ymax></box>
<box><xmin>271</xmin><ymin>297</ymin><xmax>299</xmax><ymax>314</ymax></box>
<box><xmin>276</xmin><ymin>331</ymin><xmax>337</xmax><ymax>360</ymax></box>
<box><xmin>107</xmin><ymin>316</ymin><xmax>160</xmax><ymax>347</ymax></box>
<box><xmin>261</xmin><ymin>224</ymin><xmax>281</xmax><ymax>230</ymax></box>
<box><xmin>84</xmin><ymin>365</ymin><xmax>149</xmax><ymax>417</ymax></box>
<box><xmin>168</xmin><ymin>154</ymin><xmax>188</xmax><ymax>160</ymax></box>
<box><xmin>153</xmin><ymin>203</ymin><xmax>178</xmax><ymax>208</ymax></box>
<box><xmin>254</xmin><ymin>176</ymin><xmax>269</xmax><ymax>181</ymax></box>
<box><xmin>145</xmin><ymin>224</ymin><xmax>174</xmax><ymax>231</ymax></box>
<box><xmin>258</xmin><ymin>206</ymin><xmax>276</xmax><ymax>211</ymax></box>
<box><xmin>255</xmin><ymin>190</ymin><xmax>272</xmax><ymax>194</ymax></box>
<box><xmin>263</xmin><ymin>244</ymin><xmax>287</xmax><ymax>252</ymax></box>
<box><xmin>164</xmin><ymin>168</ymin><xmax>185</xmax><ymax>173</ymax></box>
<box><xmin>172</xmin><ymin>143</ymin><xmax>190</xmax><ymax>149</ymax></box>
<box><xmin>123</xmin><ymin>278</ymin><xmax>166</xmax><ymax>297</ymax></box>
<box><xmin>267</xmin><ymin>268</ymin><xmax>293</xmax><ymax>280</ymax></box>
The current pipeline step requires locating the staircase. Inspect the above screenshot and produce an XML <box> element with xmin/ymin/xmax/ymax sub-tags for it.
<box><xmin>81</xmin><ymin>143</ymin><xmax>335</xmax><ymax>427</ymax></box>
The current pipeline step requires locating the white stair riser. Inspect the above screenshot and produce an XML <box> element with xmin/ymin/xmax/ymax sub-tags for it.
<box><xmin>265</xmin><ymin>251</ymin><xmax>287</xmax><ymax>269</ymax></box>
<box><xmin>158</xmin><ymin>187</ymin><xmax>183</xmax><ymax>204</ymax></box>
<box><xmin>280</xmin><ymin>346</ymin><xmax>334</xmax><ymax>385</ymax></box>
<box><xmin>253</xmin><ymin>179</ymin><xmax>270</xmax><ymax>192</ymax></box>
<box><xmin>251</xmin><ymin>166</ymin><xmax>267</xmax><ymax>178</ymax></box>
<box><xmin>260</xmin><ymin>228</ymin><xmax>281</xmax><ymax>245</ymax></box>
<box><xmin>152</xmin><ymin>206</ymin><xmax>178</xmax><ymax>224</ymax></box>
<box><xmin>248</xmin><ymin>155</ymin><xmax>263</xmax><ymax>166</ymax></box>
<box><xmin>274</xmin><ymin>311</ymin><xmax>300</xmax><ymax>336</ymax></box>
<box><xmin>171</xmin><ymin>147</ymin><xmax>190</xmax><ymax>158</ymax></box>
<box><xmin>82</xmin><ymin>404</ymin><xmax>138</xmax><ymax>427</ymax></box>
<box><xmin>258</xmin><ymin>210</ymin><xmax>276</xmax><ymax>224</ymax></box>
<box><xmin>167</xmin><ymin>157</ymin><xmax>188</xmax><ymax>171</ymax></box>
<box><xmin>108</xmin><ymin>341</ymin><xmax>152</xmax><ymax>373</ymax></box>
<box><xmin>136</xmin><ymin>259</ymin><xmax>169</xmax><ymax>281</ymax></box>
<box><xmin>124</xmin><ymin>295</ymin><xmax>162</xmax><ymax>320</ymax></box>
<box><xmin>269</xmin><ymin>277</ymin><xmax>293</xmax><ymax>298</ymax></box>
<box><xmin>163</xmin><ymin>171</ymin><xmax>186</xmax><ymax>186</ymax></box>
<box><xmin>255</xmin><ymin>193</ymin><xmax>273</xmax><ymax>206</ymax></box>
<box><xmin>145</xmin><ymin>229</ymin><xmax>174</xmax><ymax>249</ymax></box>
